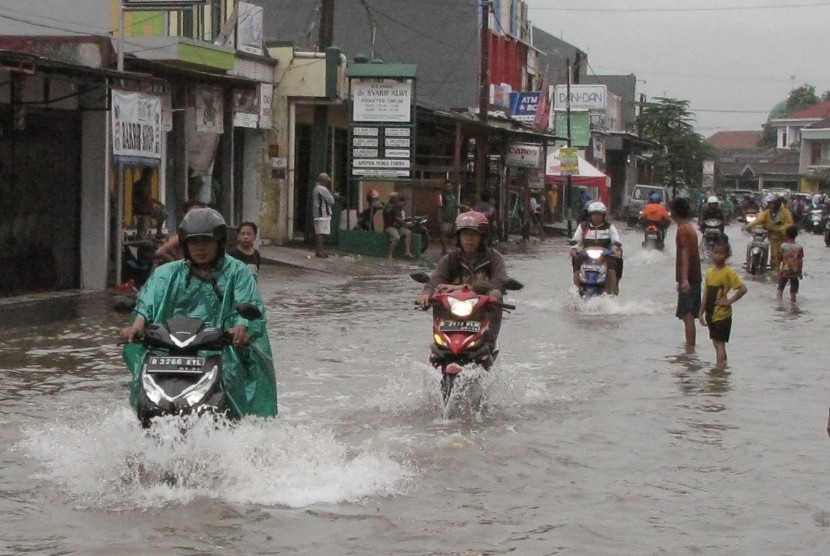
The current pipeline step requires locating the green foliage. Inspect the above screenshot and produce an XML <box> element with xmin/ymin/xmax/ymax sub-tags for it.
<box><xmin>786</xmin><ymin>84</ymin><xmax>818</xmax><ymax>112</ymax></box>
<box><xmin>759</xmin><ymin>122</ymin><xmax>776</xmax><ymax>148</ymax></box>
<box><xmin>823</xmin><ymin>90</ymin><xmax>830</xmax><ymax>102</ymax></box>
<box><xmin>634</xmin><ymin>97</ymin><xmax>716</xmax><ymax>196</ymax></box>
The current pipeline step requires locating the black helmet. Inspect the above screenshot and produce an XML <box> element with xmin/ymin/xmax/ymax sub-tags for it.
<box><xmin>177</xmin><ymin>207</ymin><xmax>228</xmax><ymax>261</ymax></box>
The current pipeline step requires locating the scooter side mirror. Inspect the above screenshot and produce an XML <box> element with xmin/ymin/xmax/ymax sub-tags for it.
<box><xmin>503</xmin><ymin>278</ymin><xmax>524</xmax><ymax>291</ymax></box>
<box><xmin>113</xmin><ymin>295</ymin><xmax>136</xmax><ymax>313</ymax></box>
<box><xmin>236</xmin><ymin>303</ymin><xmax>263</xmax><ymax>320</ymax></box>
<box><xmin>409</xmin><ymin>271</ymin><xmax>431</xmax><ymax>284</ymax></box>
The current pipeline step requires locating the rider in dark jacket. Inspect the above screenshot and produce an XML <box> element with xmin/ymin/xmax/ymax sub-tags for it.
<box><xmin>417</xmin><ymin>211</ymin><xmax>507</xmax><ymax>347</ymax></box>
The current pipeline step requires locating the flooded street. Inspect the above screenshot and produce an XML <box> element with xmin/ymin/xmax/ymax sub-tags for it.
<box><xmin>2</xmin><ymin>222</ymin><xmax>829</xmax><ymax>555</ymax></box>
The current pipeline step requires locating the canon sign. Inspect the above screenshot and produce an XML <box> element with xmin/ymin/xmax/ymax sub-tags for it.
<box><xmin>505</xmin><ymin>142</ymin><xmax>542</xmax><ymax>169</ymax></box>
<box><xmin>553</xmin><ymin>84</ymin><xmax>608</xmax><ymax>111</ymax></box>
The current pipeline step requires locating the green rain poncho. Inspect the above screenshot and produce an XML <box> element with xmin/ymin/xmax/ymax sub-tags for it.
<box><xmin>122</xmin><ymin>255</ymin><xmax>277</xmax><ymax>418</ymax></box>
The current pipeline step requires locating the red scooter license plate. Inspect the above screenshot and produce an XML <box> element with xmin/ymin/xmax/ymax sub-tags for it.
<box><xmin>439</xmin><ymin>320</ymin><xmax>481</xmax><ymax>333</ymax></box>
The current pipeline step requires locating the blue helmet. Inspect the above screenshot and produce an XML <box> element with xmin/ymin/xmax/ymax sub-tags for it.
<box><xmin>649</xmin><ymin>193</ymin><xmax>662</xmax><ymax>203</ymax></box>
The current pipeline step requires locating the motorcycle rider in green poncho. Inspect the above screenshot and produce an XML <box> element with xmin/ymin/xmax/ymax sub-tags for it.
<box><xmin>119</xmin><ymin>207</ymin><xmax>277</xmax><ymax>418</ymax></box>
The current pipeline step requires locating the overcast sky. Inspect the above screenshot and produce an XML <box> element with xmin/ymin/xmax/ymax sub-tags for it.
<box><xmin>526</xmin><ymin>0</ymin><xmax>830</xmax><ymax>137</ymax></box>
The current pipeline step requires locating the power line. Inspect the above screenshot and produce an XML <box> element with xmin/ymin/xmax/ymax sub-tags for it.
<box><xmin>527</xmin><ymin>1</ymin><xmax>830</xmax><ymax>13</ymax></box>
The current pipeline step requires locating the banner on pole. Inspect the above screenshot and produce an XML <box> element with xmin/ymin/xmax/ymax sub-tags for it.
<box><xmin>111</xmin><ymin>89</ymin><xmax>162</xmax><ymax>166</ymax></box>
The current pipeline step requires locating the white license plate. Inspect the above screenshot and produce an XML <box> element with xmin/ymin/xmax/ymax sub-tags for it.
<box><xmin>147</xmin><ymin>356</ymin><xmax>205</xmax><ymax>371</ymax></box>
<box><xmin>439</xmin><ymin>320</ymin><xmax>481</xmax><ymax>333</ymax></box>
<box><xmin>582</xmin><ymin>263</ymin><xmax>604</xmax><ymax>272</ymax></box>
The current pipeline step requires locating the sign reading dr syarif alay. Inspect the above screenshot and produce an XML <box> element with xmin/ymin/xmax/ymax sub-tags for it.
<box><xmin>352</xmin><ymin>81</ymin><xmax>412</xmax><ymax>123</ymax></box>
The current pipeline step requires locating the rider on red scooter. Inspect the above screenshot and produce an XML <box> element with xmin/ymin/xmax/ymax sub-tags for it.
<box><xmin>417</xmin><ymin>211</ymin><xmax>507</xmax><ymax>348</ymax></box>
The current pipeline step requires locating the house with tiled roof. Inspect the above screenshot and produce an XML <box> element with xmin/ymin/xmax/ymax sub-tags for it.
<box><xmin>799</xmin><ymin>117</ymin><xmax>830</xmax><ymax>191</ymax></box>
<box><xmin>707</xmin><ymin>130</ymin><xmax>763</xmax><ymax>150</ymax></box>
<box><xmin>769</xmin><ymin>100</ymin><xmax>830</xmax><ymax>149</ymax></box>
<box><xmin>706</xmin><ymin>130</ymin><xmax>800</xmax><ymax>191</ymax></box>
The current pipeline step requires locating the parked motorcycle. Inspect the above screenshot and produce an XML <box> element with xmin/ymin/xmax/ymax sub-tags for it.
<box><xmin>745</xmin><ymin>226</ymin><xmax>769</xmax><ymax>276</ymax></box>
<box><xmin>410</xmin><ymin>271</ymin><xmax>522</xmax><ymax>406</ymax></box>
<box><xmin>805</xmin><ymin>208</ymin><xmax>824</xmax><ymax>234</ymax></box>
<box><xmin>574</xmin><ymin>247</ymin><xmax>617</xmax><ymax>297</ymax></box>
<box><xmin>641</xmin><ymin>221</ymin><xmax>665</xmax><ymax>250</ymax></box>
<box><xmin>121</xmin><ymin>237</ymin><xmax>160</xmax><ymax>289</ymax></box>
<box><xmin>404</xmin><ymin>216</ymin><xmax>429</xmax><ymax>255</ymax></box>
<box><xmin>700</xmin><ymin>218</ymin><xmax>724</xmax><ymax>259</ymax></box>
<box><xmin>115</xmin><ymin>298</ymin><xmax>263</xmax><ymax>428</ymax></box>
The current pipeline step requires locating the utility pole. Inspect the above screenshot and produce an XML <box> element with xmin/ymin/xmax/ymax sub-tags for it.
<box><xmin>475</xmin><ymin>0</ymin><xmax>490</xmax><ymax>199</ymax></box>
<box><xmin>319</xmin><ymin>0</ymin><xmax>334</xmax><ymax>50</ymax></box>
<box><xmin>565</xmin><ymin>58</ymin><xmax>573</xmax><ymax>238</ymax></box>
<box><xmin>307</xmin><ymin>0</ymin><xmax>335</xmax><ymax>244</ymax></box>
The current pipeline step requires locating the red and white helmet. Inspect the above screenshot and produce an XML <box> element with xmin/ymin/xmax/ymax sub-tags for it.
<box><xmin>455</xmin><ymin>210</ymin><xmax>489</xmax><ymax>234</ymax></box>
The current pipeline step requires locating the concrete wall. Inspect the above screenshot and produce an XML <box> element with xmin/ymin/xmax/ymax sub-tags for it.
<box><xmin>261</xmin><ymin>0</ymin><xmax>479</xmax><ymax>110</ymax></box>
<box><xmin>0</xmin><ymin>1</ymin><xmax>112</xmax><ymax>36</ymax></box>
<box><xmin>80</xmin><ymin>109</ymin><xmax>110</xmax><ymax>290</ymax></box>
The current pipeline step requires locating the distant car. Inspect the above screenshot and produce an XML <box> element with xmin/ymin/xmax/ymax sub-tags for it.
<box><xmin>761</xmin><ymin>187</ymin><xmax>792</xmax><ymax>200</ymax></box>
<box><xmin>625</xmin><ymin>184</ymin><xmax>671</xmax><ymax>226</ymax></box>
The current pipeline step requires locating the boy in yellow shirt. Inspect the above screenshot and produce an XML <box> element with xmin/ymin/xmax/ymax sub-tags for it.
<box><xmin>699</xmin><ymin>239</ymin><xmax>748</xmax><ymax>368</ymax></box>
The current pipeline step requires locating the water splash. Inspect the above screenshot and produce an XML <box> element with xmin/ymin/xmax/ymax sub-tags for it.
<box><xmin>17</xmin><ymin>407</ymin><xmax>414</xmax><ymax>510</ymax></box>
<box><xmin>568</xmin><ymin>291</ymin><xmax>663</xmax><ymax>315</ymax></box>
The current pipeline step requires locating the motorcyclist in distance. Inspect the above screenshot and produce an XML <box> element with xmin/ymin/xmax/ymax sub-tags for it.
<box><xmin>417</xmin><ymin>210</ymin><xmax>507</xmax><ymax>348</ymax></box>
<box><xmin>569</xmin><ymin>201</ymin><xmax>623</xmax><ymax>295</ymax></box>
<box><xmin>699</xmin><ymin>195</ymin><xmax>726</xmax><ymax>236</ymax></box>
<box><xmin>743</xmin><ymin>194</ymin><xmax>794</xmax><ymax>272</ymax></box>
<box><xmin>639</xmin><ymin>192</ymin><xmax>672</xmax><ymax>234</ymax></box>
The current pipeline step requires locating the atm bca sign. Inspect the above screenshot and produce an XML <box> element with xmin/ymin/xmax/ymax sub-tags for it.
<box><xmin>505</xmin><ymin>143</ymin><xmax>542</xmax><ymax>168</ymax></box>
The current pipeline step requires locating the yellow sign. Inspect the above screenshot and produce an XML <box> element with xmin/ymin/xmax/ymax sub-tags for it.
<box><xmin>560</xmin><ymin>147</ymin><xmax>579</xmax><ymax>175</ymax></box>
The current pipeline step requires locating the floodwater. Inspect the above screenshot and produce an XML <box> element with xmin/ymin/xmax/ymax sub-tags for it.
<box><xmin>1</xmin><ymin>221</ymin><xmax>828</xmax><ymax>555</ymax></box>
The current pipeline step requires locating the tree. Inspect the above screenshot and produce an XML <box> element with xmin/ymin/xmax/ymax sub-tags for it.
<box><xmin>635</xmin><ymin>97</ymin><xmax>716</xmax><ymax>198</ymax></box>
<box><xmin>786</xmin><ymin>84</ymin><xmax>819</xmax><ymax>112</ymax></box>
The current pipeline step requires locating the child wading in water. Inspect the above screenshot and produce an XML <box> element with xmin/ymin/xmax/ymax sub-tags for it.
<box><xmin>699</xmin><ymin>238</ymin><xmax>748</xmax><ymax>367</ymax></box>
<box><xmin>228</xmin><ymin>221</ymin><xmax>262</xmax><ymax>278</ymax></box>
<box><xmin>777</xmin><ymin>225</ymin><xmax>803</xmax><ymax>303</ymax></box>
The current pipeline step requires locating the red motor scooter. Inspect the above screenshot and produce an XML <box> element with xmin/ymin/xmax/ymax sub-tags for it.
<box><xmin>411</xmin><ymin>271</ymin><xmax>522</xmax><ymax>405</ymax></box>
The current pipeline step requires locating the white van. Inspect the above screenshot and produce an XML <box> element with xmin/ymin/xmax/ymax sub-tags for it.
<box><xmin>625</xmin><ymin>184</ymin><xmax>671</xmax><ymax>226</ymax></box>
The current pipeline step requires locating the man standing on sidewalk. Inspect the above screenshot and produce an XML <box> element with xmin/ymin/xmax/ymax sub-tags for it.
<box><xmin>438</xmin><ymin>179</ymin><xmax>458</xmax><ymax>254</ymax></box>
<box><xmin>312</xmin><ymin>173</ymin><xmax>335</xmax><ymax>258</ymax></box>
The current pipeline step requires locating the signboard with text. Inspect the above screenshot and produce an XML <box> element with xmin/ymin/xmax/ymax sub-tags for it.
<box><xmin>111</xmin><ymin>89</ymin><xmax>162</xmax><ymax>166</ymax></box>
<box><xmin>508</xmin><ymin>91</ymin><xmax>540</xmax><ymax>123</ymax></box>
<box><xmin>352</xmin><ymin>81</ymin><xmax>413</xmax><ymax>123</ymax></box>
<box><xmin>553</xmin><ymin>84</ymin><xmax>608</xmax><ymax>111</ymax></box>
<box><xmin>124</xmin><ymin>0</ymin><xmax>206</xmax><ymax>9</ymax></box>
<box><xmin>349</xmin><ymin>78</ymin><xmax>415</xmax><ymax>180</ymax></box>
<box><xmin>505</xmin><ymin>142</ymin><xmax>543</xmax><ymax>169</ymax></box>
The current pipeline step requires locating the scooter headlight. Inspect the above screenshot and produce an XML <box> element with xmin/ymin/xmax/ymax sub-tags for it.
<box><xmin>745</xmin><ymin>214</ymin><xmax>756</xmax><ymax>224</ymax></box>
<box><xmin>182</xmin><ymin>364</ymin><xmax>219</xmax><ymax>406</ymax></box>
<box><xmin>448</xmin><ymin>297</ymin><xmax>477</xmax><ymax>317</ymax></box>
<box><xmin>141</xmin><ymin>372</ymin><xmax>166</xmax><ymax>405</ymax></box>
<box><xmin>585</xmin><ymin>248</ymin><xmax>605</xmax><ymax>260</ymax></box>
